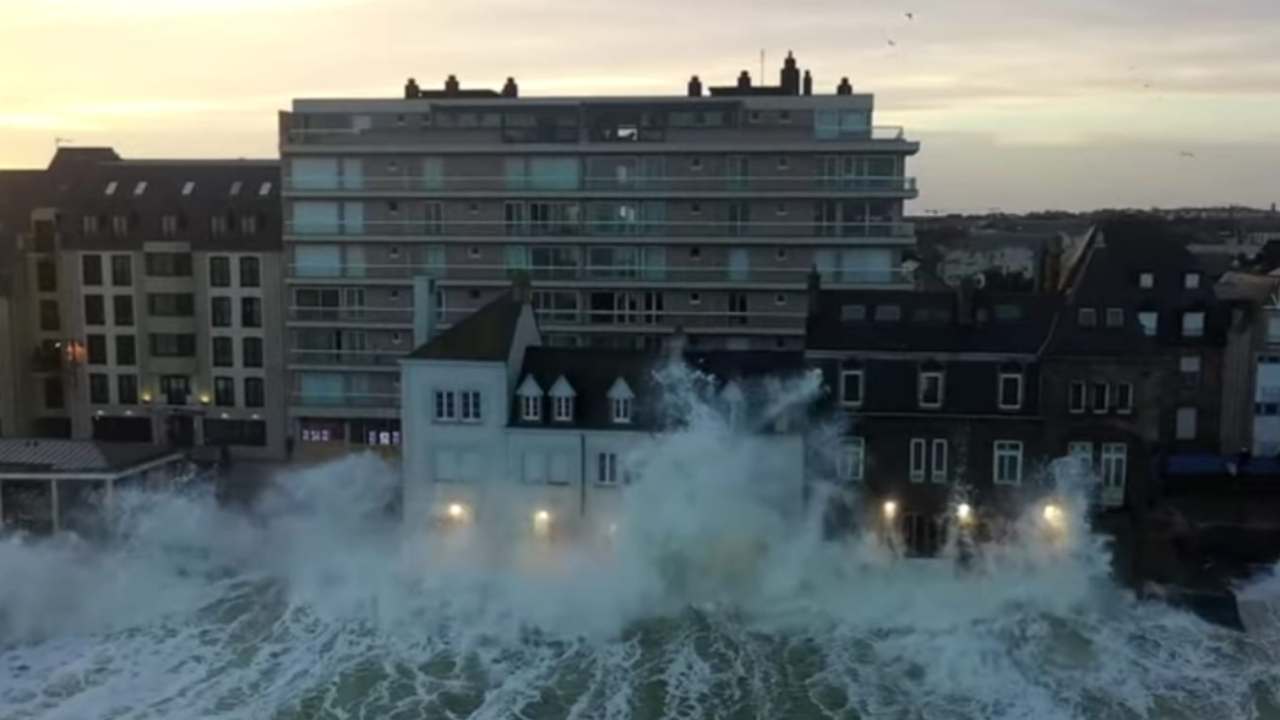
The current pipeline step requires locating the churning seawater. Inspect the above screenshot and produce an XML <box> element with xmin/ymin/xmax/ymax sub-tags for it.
<box><xmin>2</xmin><ymin>364</ymin><xmax>1278</xmax><ymax>720</ymax></box>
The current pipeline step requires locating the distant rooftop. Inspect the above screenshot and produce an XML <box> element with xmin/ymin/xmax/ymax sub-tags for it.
<box><xmin>0</xmin><ymin>439</ymin><xmax>181</xmax><ymax>476</ymax></box>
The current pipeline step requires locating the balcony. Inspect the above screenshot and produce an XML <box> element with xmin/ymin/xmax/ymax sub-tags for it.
<box><xmin>285</xmin><ymin>174</ymin><xmax>917</xmax><ymax>195</ymax></box>
<box><xmin>436</xmin><ymin>306</ymin><xmax>807</xmax><ymax>332</ymax></box>
<box><xmin>288</xmin><ymin>307</ymin><xmax>414</xmax><ymax>324</ymax></box>
<box><xmin>281</xmin><ymin>125</ymin><xmax>913</xmax><ymax>147</ymax></box>
<box><xmin>285</xmin><ymin>218</ymin><xmax>916</xmax><ymax>240</ymax></box>
<box><xmin>287</xmin><ymin>262</ymin><xmax>913</xmax><ymax>287</ymax></box>
<box><xmin>289</xmin><ymin>349</ymin><xmax>402</xmax><ymax>368</ymax></box>
<box><xmin>290</xmin><ymin>392</ymin><xmax>400</xmax><ymax>408</ymax></box>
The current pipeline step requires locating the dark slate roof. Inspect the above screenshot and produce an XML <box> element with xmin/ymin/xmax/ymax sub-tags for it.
<box><xmin>0</xmin><ymin>439</ymin><xmax>180</xmax><ymax>474</ymax></box>
<box><xmin>513</xmin><ymin>347</ymin><xmax>807</xmax><ymax>430</ymax></box>
<box><xmin>407</xmin><ymin>295</ymin><xmax>524</xmax><ymax>361</ymax></box>
<box><xmin>806</xmin><ymin>289</ymin><xmax>1058</xmax><ymax>354</ymax></box>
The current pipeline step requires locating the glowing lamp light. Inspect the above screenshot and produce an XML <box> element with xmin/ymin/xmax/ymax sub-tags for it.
<box><xmin>1042</xmin><ymin>503</ymin><xmax>1064</xmax><ymax>527</ymax></box>
<box><xmin>199</xmin><ymin>393</ymin><xmax>211</xmax><ymax>406</ymax></box>
<box><xmin>882</xmin><ymin>500</ymin><xmax>898</xmax><ymax>521</ymax></box>
<box><xmin>533</xmin><ymin>508</ymin><xmax>553</xmax><ymax>535</ymax></box>
<box><xmin>141</xmin><ymin>392</ymin><xmax>153</xmax><ymax>404</ymax></box>
<box><xmin>956</xmin><ymin>502</ymin><xmax>973</xmax><ymax>524</ymax></box>
<box><xmin>447</xmin><ymin>502</ymin><xmax>466</xmax><ymax>520</ymax></box>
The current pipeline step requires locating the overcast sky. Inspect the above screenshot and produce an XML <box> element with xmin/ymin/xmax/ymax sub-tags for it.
<box><xmin>1</xmin><ymin>0</ymin><xmax>1277</xmax><ymax>212</ymax></box>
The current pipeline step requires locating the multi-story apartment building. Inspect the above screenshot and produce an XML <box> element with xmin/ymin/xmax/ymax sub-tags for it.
<box><xmin>280</xmin><ymin>53</ymin><xmax>920</xmax><ymax>456</ymax></box>
<box><xmin>0</xmin><ymin>148</ymin><xmax>288</xmax><ymax>460</ymax></box>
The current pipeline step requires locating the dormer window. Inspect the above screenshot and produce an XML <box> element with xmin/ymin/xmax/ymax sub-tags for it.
<box><xmin>181</xmin><ymin>181</ymin><xmax>195</xmax><ymax>196</ymax></box>
<box><xmin>918</xmin><ymin>366</ymin><xmax>944</xmax><ymax>409</ymax></box>
<box><xmin>258</xmin><ymin>181</ymin><xmax>273</xmax><ymax>196</ymax></box>
<box><xmin>1139</xmin><ymin>272</ymin><xmax>1154</xmax><ymax>289</ymax></box>
<box><xmin>516</xmin><ymin>375</ymin><xmax>543</xmax><ymax>422</ymax></box>
<box><xmin>548</xmin><ymin>375</ymin><xmax>576</xmax><ymax>422</ymax></box>
<box><xmin>1078</xmin><ymin>308</ymin><xmax>1097</xmax><ymax>326</ymax></box>
<box><xmin>1105</xmin><ymin>308</ymin><xmax>1124</xmax><ymax>328</ymax></box>
<box><xmin>839</xmin><ymin>368</ymin><xmax>864</xmax><ymax>408</ymax></box>
<box><xmin>229</xmin><ymin>181</ymin><xmax>243</xmax><ymax>196</ymax></box>
<box><xmin>607</xmin><ymin>377</ymin><xmax>634</xmax><ymax>424</ymax></box>
<box><xmin>998</xmin><ymin>367</ymin><xmax>1023</xmax><ymax>410</ymax></box>
<box><xmin>1184</xmin><ymin>272</ymin><xmax>1201</xmax><ymax>289</ymax></box>
<box><xmin>104</xmin><ymin>181</ymin><xmax>118</xmax><ymax>196</ymax></box>
<box><xmin>133</xmin><ymin>181</ymin><xmax>147</xmax><ymax>196</ymax></box>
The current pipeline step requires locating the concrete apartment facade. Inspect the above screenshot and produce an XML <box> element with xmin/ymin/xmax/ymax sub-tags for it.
<box><xmin>0</xmin><ymin>149</ymin><xmax>288</xmax><ymax>460</ymax></box>
<box><xmin>280</xmin><ymin>53</ymin><xmax>920</xmax><ymax>458</ymax></box>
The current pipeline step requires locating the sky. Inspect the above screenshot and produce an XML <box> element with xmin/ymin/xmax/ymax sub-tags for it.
<box><xmin>1</xmin><ymin>0</ymin><xmax>1277</xmax><ymax>213</ymax></box>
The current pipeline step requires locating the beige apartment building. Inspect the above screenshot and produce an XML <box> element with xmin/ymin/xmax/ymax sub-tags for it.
<box><xmin>0</xmin><ymin>149</ymin><xmax>288</xmax><ymax>460</ymax></box>
<box><xmin>279</xmin><ymin>53</ymin><xmax>921</xmax><ymax>455</ymax></box>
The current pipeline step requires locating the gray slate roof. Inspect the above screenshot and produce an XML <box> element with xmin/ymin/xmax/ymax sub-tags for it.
<box><xmin>0</xmin><ymin>439</ymin><xmax>179</xmax><ymax>475</ymax></box>
<box><xmin>407</xmin><ymin>295</ymin><xmax>524</xmax><ymax>361</ymax></box>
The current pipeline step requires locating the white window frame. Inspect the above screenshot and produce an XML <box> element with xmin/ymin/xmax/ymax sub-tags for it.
<box><xmin>993</xmin><ymin>440</ymin><xmax>1024</xmax><ymax>485</ymax></box>
<box><xmin>997</xmin><ymin>372</ymin><xmax>1023</xmax><ymax>411</ymax></box>
<box><xmin>1068</xmin><ymin>441</ymin><xmax>1094</xmax><ymax>475</ymax></box>
<box><xmin>838</xmin><ymin>437</ymin><xmax>865</xmax><ymax>482</ymax></box>
<box><xmin>1176</xmin><ymin>406</ymin><xmax>1197</xmax><ymax>440</ymax></box>
<box><xmin>1182</xmin><ymin>311</ymin><xmax>1205</xmax><ymax>338</ymax></box>
<box><xmin>909</xmin><ymin>438</ymin><xmax>926</xmax><ymax>483</ymax></box>
<box><xmin>596</xmin><ymin>451</ymin><xmax>619</xmax><ymax>486</ymax></box>
<box><xmin>433</xmin><ymin>390</ymin><xmax>456</xmax><ymax>422</ymax></box>
<box><xmin>521</xmin><ymin>394</ymin><xmax>541</xmax><ymax>421</ymax></box>
<box><xmin>1091</xmin><ymin>382</ymin><xmax>1110</xmax><ymax>415</ymax></box>
<box><xmin>1138</xmin><ymin>311</ymin><xmax>1158</xmax><ymax>337</ymax></box>
<box><xmin>1116</xmin><ymin>382</ymin><xmax>1134</xmax><ymax>415</ymax></box>
<box><xmin>839</xmin><ymin>369</ymin><xmax>864</xmax><ymax>408</ymax></box>
<box><xmin>918</xmin><ymin>370</ymin><xmax>944</xmax><ymax>409</ymax></box>
<box><xmin>930</xmin><ymin>439</ymin><xmax>948</xmax><ymax>484</ymax></box>
<box><xmin>553</xmin><ymin>395</ymin><xmax>573</xmax><ymax>422</ymax></box>
<box><xmin>1069</xmin><ymin>380</ymin><xmax>1086</xmax><ymax>414</ymax></box>
<box><xmin>612</xmin><ymin>397</ymin><xmax>632</xmax><ymax>424</ymax></box>
<box><xmin>1139</xmin><ymin>272</ymin><xmax>1154</xmax><ymax>289</ymax></box>
<box><xmin>1184</xmin><ymin>272</ymin><xmax>1201</xmax><ymax>289</ymax></box>
<box><xmin>460</xmin><ymin>390</ymin><xmax>482</xmax><ymax>423</ymax></box>
<box><xmin>1105</xmin><ymin>307</ymin><xmax>1124</xmax><ymax>328</ymax></box>
<box><xmin>1101</xmin><ymin>443</ymin><xmax>1127</xmax><ymax>490</ymax></box>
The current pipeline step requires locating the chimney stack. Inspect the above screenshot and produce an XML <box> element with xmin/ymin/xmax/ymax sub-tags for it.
<box><xmin>404</xmin><ymin>77</ymin><xmax>420</xmax><ymax>99</ymax></box>
<box><xmin>502</xmin><ymin>77</ymin><xmax>518</xmax><ymax>97</ymax></box>
<box><xmin>802</xmin><ymin>70</ymin><xmax>813</xmax><ymax>96</ymax></box>
<box><xmin>687</xmin><ymin>75</ymin><xmax>703</xmax><ymax>97</ymax></box>
<box><xmin>780</xmin><ymin>51</ymin><xmax>800</xmax><ymax>95</ymax></box>
<box><xmin>837</xmin><ymin>77</ymin><xmax>853</xmax><ymax>95</ymax></box>
<box><xmin>444</xmin><ymin>74</ymin><xmax>460</xmax><ymax>95</ymax></box>
<box><xmin>510</xmin><ymin>270</ymin><xmax>532</xmax><ymax>304</ymax></box>
<box><xmin>737</xmin><ymin>70</ymin><xmax>752</xmax><ymax>89</ymax></box>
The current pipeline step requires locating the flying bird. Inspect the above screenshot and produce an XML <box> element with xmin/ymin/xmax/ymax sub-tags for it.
<box><xmin>1179</xmin><ymin>151</ymin><xmax>1197</xmax><ymax>159</ymax></box>
<box><xmin>887</xmin><ymin>39</ymin><xmax>897</xmax><ymax>47</ymax></box>
<box><xmin>905</xmin><ymin>11</ymin><xmax>915</xmax><ymax>20</ymax></box>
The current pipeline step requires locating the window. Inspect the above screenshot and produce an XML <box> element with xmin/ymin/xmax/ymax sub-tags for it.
<box><xmin>161</xmin><ymin>215</ymin><xmax>179</xmax><ymax>238</ymax></box>
<box><xmin>909</xmin><ymin>438</ymin><xmax>926</xmax><ymax>483</ymax></box>
<box><xmin>115</xmin><ymin>335</ymin><xmax>135</xmax><ymax>366</ymax></box>
<box><xmin>211</xmin><ymin>297</ymin><xmax>232</xmax><ymax>327</ymax></box>
<box><xmin>87</xmin><ymin>335</ymin><xmax>107</xmax><ymax>365</ymax></box>
<box><xmin>111</xmin><ymin>255</ymin><xmax>132</xmax><ymax>286</ymax></box>
<box><xmin>838</xmin><ymin>438</ymin><xmax>865</xmax><ymax>482</ymax></box>
<box><xmin>689</xmin><ymin>292</ymin><xmax>701</xmax><ymax>305</ymax></box>
<box><xmin>998</xmin><ymin>371</ymin><xmax>1023</xmax><ymax>410</ymax></box>
<box><xmin>1176</xmin><ymin>407</ymin><xmax>1198</xmax><ymax>440</ymax></box>
<box><xmin>82</xmin><ymin>255</ymin><xmax>103</xmax><ymax>286</ymax></box>
<box><xmin>1068</xmin><ymin>441</ymin><xmax>1094</xmax><ymax>474</ymax></box>
<box><xmin>104</xmin><ymin>180</ymin><xmax>118</xmax><ymax>196</ymax></box>
<box><xmin>1180</xmin><ymin>355</ymin><xmax>1201</xmax><ymax>387</ymax></box>
<box><xmin>1138</xmin><ymin>311</ymin><xmax>1158</xmax><ymax>337</ymax></box>
<box><xmin>244</xmin><ymin>378</ymin><xmax>265</xmax><ymax>408</ymax></box>
<box><xmin>1184</xmin><ymin>272</ymin><xmax>1201</xmax><ymax>289</ymax></box>
<box><xmin>83</xmin><ymin>215</ymin><xmax>100</xmax><ymax>235</ymax></box>
<box><xmin>133</xmin><ymin>181</ymin><xmax>147</xmax><ymax>196</ymax></box>
<box><xmin>434</xmin><ymin>390</ymin><xmax>457</xmax><ymax>422</ymax></box>
<box><xmin>149</xmin><ymin>333</ymin><xmax>196</xmax><ymax>357</ymax></box>
<box><xmin>240</xmin><ymin>215</ymin><xmax>257</xmax><ymax>234</ymax></box>
<box><xmin>145</xmin><ymin>253</ymin><xmax>193</xmax><ymax>277</ymax></box>
<box><xmin>595</xmin><ymin>452</ymin><xmax>619</xmax><ymax>486</ymax></box>
<box><xmin>112</xmin><ymin>215</ymin><xmax>129</xmax><ymax>236</ymax></box>
<box><xmin>214</xmin><ymin>377</ymin><xmax>236</xmax><ymax>407</ymax></box>
<box><xmin>874</xmin><ymin>305</ymin><xmax>902</xmax><ymax>322</ymax></box>
<box><xmin>242</xmin><ymin>337</ymin><xmax>263</xmax><ymax>368</ymax></box>
<box><xmin>39</xmin><ymin>300</ymin><xmax>60</xmax><ymax>331</ymax></box>
<box><xmin>1182</xmin><ymin>311</ymin><xmax>1205</xmax><ymax>338</ymax></box>
<box><xmin>775</xmin><ymin>293</ymin><xmax>787</xmax><ymax>306</ymax></box>
<box><xmin>931</xmin><ymin>439</ymin><xmax>948</xmax><ymax>483</ymax></box>
<box><xmin>113</xmin><ymin>295</ymin><xmax>134</xmax><ymax>326</ymax></box>
<box><xmin>117</xmin><ymin>375</ymin><xmax>138</xmax><ymax>405</ymax></box>
<box><xmin>147</xmin><ymin>293</ymin><xmax>195</xmax><ymax>317</ymax></box>
<box><xmin>777</xmin><ymin>156</ymin><xmax>790</xmax><ymax>170</ymax></box>
<box><xmin>182</xmin><ymin>180</ymin><xmax>195</xmax><ymax>196</ymax></box>
<box><xmin>209</xmin><ymin>257</ymin><xmax>231</xmax><ymax>287</ymax></box>
<box><xmin>212</xmin><ymin>337</ymin><xmax>234</xmax><ymax>367</ymax></box>
<box><xmin>1091</xmin><ymin>382</ymin><xmax>1109</xmax><ymax>414</ymax></box>
<box><xmin>994</xmin><ymin>441</ymin><xmax>1023</xmax><ymax>485</ymax></box>
<box><xmin>1077</xmin><ymin>308</ymin><xmax>1097</xmax><ymax>327</ymax></box>
<box><xmin>1105</xmin><ymin>308</ymin><xmax>1124</xmax><ymax>328</ymax></box>
<box><xmin>241</xmin><ymin>298</ymin><xmax>262</xmax><ymax>328</ymax></box>
<box><xmin>84</xmin><ymin>294</ymin><xmax>105</xmax><ymax>325</ymax></box>
<box><xmin>259</xmin><ymin>181</ymin><xmax>273</xmax><ymax>196</ymax></box>
<box><xmin>240</xmin><ymin>257</ymin><xmax>261</xmax><ymax>287</ymax></box>
<box><xmin>1116</xmin><ymin>382</ymin><xmax>1134</xmax><ymax>414</ymax></box>
<box><xmin>89</xmin><ymin>373</ymin><xmax>110</xmax><ymax>404</ymax></box>
<box><xmin>36</xmin><ymin>261</ymin><xmax>56</xmax><ymax>292</ymax></box>
<box><xmin>229</xmin><ymin>180</ymin><xmax>243</xmax><ymax>196</ymax></box>
<box><xmin>1101</xmin><ymin>443</ymin><xmax>1127</xmax><ymax>491</ymax></box>
<box><xmin>160</xmin><ymin>375</ymin><xmax>191</xmax><ymax>405</ymax></box>
<box><xmin>554</xmin><ymin>395</ymin><xmax>573</xmax><ymax>421</ymax></box>
<box><xmin>521</xmin><ymin>394</ymin><xmax>541</xmax><ymax>421</ymax></box>
<box><xmin>918</xmin><ymin>369</ymin><xmax>944</xmax><ymax>408</ymax></box>
<box><xmin>1139</xmin><ymin>272</ymin><xmax>1154</xmax><ymax>289</ymax></box>
<box><xmin>460</xmin><ymin>390</ymin><xmax>482</xmax><ymax>423</ymax></box>
<box><xmin>612</xmin><ymin>397</ymin><xmax>632</xmax><ymax>423</ymax></box>
<box><xmin>840</xmin><ymin>369</ymin><xmax>864</xmax><ymax>408</ymax></box>
<box><xmin>44</xmin><ymin>377</ymin><xmax>64</xmax><ymax>409</ymax></box>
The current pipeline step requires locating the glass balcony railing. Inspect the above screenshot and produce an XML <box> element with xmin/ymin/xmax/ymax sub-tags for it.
<box><xmin>287</xmin><ymin>262</ymin><xmax>913</xmax><ymax>286</ymax></box>
<box><xmin>431</xmin><ymin>306</ymin><xmax>807</xmax><ymax>330</ymax></box>
<box><xmin>285</xmin><ymin>219</ymin><xmax>915</xmax><ymax>239</ymax></box>
<box><xmin>280</xmin><ymin>125</ymin><xmax>912</xmax><ymax>146</ymax></box>
<box><xmin>287</xmin><ymin>307</ymin><xmax>415</xmax><ymax>324</ymax></box>
<box><xmin>290</xmin><ymin>392</ymin><xmax>400</xmax><ymax>408</ymax></box>
<box><xmin>289</xmin><ymin>349</ymin><xmax>401</xmax><ymax>367</ymax></box>
<box><xmin>285</xmin><ymin>175</ymin><xmax>917</xmax><ymax>194</ymax></box>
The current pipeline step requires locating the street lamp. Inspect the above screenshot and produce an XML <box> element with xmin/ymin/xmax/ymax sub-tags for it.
<box><xmin>882</xmin><ymin>500</ymin><xmax>898</xmax><ymax>521</ymax></box>
<box><xmin>956</xmin><ymin>502</ymin><xmax>973</xmax><ymax>524</ymax></box>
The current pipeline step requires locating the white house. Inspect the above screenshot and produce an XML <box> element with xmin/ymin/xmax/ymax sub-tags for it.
<box><xmin>399</xmin><ymin>285</ymin><xmax>808</xmax><ymax>539</ymax></box>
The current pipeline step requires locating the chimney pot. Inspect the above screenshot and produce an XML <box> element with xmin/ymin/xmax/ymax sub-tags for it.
<box><xmin>781</xmin><ymin>51</ymin><xmax>801</xmax><ymax>95</ymax></box>
<box><xmin>737</xmin><ymin>70</ymin><xmax>752</xmax><ymax>89</ymax></box>
<box><xmin>502</xmin><ymin>77</ymin><xmax>518</xmax><ymax>97</ymax></box>
<box><xmin>802</xmin><ymin>69</ymin><xmax>813</xmax><ymax>96</ymax></box>
<box><xmin>444</xmin><ymin>74</ymin><xmax>460</xmax><ymax>94</ymax></box>
<box><xmin>837</xmin><ymin>77</ymin><xmax>853</xmax><ymax>95</ymax></box>
<box><xmin>687</xmin><ymin>75</ymin><xmax>703</xmax><ymax>97</ymax></box>
<box><xmin>404</xmin><ymin>77</ymin><xmax>420</xmax><ymax>99</ymax></box>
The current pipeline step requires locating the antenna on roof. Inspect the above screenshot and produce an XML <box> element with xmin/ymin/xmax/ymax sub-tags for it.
<box><xmin>759</xmin><ymin>49</ymin><xmax>765</xmax><ymax>85</ymax></box>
